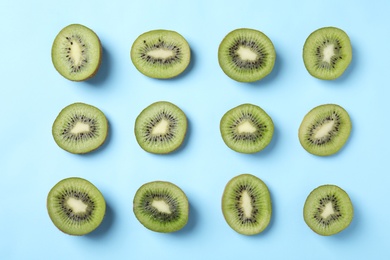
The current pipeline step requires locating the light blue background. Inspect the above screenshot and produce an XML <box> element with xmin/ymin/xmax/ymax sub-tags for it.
<box><xmin>0</xmin><ymin>0</ymin><xmax>388</xmax><ymax>259</ymax></box>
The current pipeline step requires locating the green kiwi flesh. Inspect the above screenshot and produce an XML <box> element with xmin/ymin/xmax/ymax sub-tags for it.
<box><xmin>304</xmin><ymin>184</ymin><xmax>353</xmax><ymax>236</ymax></box>
<box><xmin>51</xmin><ymin>24</ymin><xmax>102</xmax><ymax>81</ymax></box>
<box><xmin>131</xmin><ymin>30</ymin><xmax>191</xmax><ymax>79</ymax></box>
<box><xmin>218</xmin><ymin>28</ymin><xmax>276</xmax><ymax>82</ymax></box>
<box><xmin>47</xmin><ymin>177</ymin><xmax>106</xmax><ymax>236</ymax></box>
<box><xmin>220</xmin><ymin>103</ymin><xmax>274</xmax><ymax>154</ymax></box>
<box><xmin>52</xmin><ymin>102</ymin><xmax>108</xmax><ymax>154</ymax></box>
<box><xmin>133</xmin><ymin>181</ymin><xmax>189</xmax><ymax>233</ymax></box>
<box><xmin>299</xmin><ymin>104</ymin><xmax>351</xmax><ymax>156</ymax></box>
<box><xmin>134</xmin><ymin>101</ymin><xmax>187</xmax><ymax>154</ymax></box>
<box><xmin>222</xmin><ymin>174</ymin><xmax>272</xmax><ymax>235</ymax></box>
<box><xmin>303</xmin><ymin>27</ymin><xmax>352</xmax><ymax>80</ymax></box>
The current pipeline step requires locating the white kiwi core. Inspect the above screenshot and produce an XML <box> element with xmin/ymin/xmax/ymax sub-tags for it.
<box><xmin>152</xmin><ymin>200</ymin><xmax>172</xmax><ymax>214</ymax></box>
<box><xmin>151</xmin><ymin>119</ymin><xmax>169</xmax><ymax>135</ymax></box>
<box><xmin>237</xmin><ymin>46</ymin><xmax>258</xmax><ymax>61</ymax></box>
<box><xmin>70</xmin><ymin>121</ymin><xmax>90</xmax><ymax>134</ymax></box>
<box><xmin>67</xmin><ymin>197</ymin><xmax>88</xmax><ymax>213</ymax></box>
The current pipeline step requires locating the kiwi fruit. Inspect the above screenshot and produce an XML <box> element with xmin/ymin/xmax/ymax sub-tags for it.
<box><xmin>134</xmin><ymin>101</ymin><xmax>187</xmax><ymax>154</ymax></box>
<box><xmin>52</xmin><ymin>102</ymin><xmax>109</xmax><ymax>154</ymax></box>
<box><xmin>133</xmin><ymin>181</ymin><xmax>189</xmax><ymax>233</ymax></box>
<box><xmin>51</xmin><ymin>24</ymin><xmax>102</xmax><ymax>81</ymax></box>
<box><xmin>47</xmin><ymin>177</ymin><xmax>106</xmax><ymax>236</ymax></box>
<box><xmin>303</xmin><ymin>27</ymin><xmax>352</xmax><ymax>80</ymax></box>
<box><xmin>218</xmin><ymin>28</ymin><xmax>276</xmax><ymax>82</ymax></box>
<box><xmin>299</xmin><ymin>104</ymin><xmax>351</xmax><ymax>156</ymax></box>
<box><xmin>130</xmin><ymin>30</ymin><xmax>191</xmax><ymax>79</ymax></box>
<box><xmin>222</xmin><ymin>174</ymin><xmax>272</xmax><ymax>235</ymax></box>
<box><xmin>220</xmin><ymin>103</ymin><xmax>274</xmax><ymax>154</ymax></box>
<box><xmin>304</xmin><ymin>184</ymin><xmax>353</xmax><ymax>236</ymax></box>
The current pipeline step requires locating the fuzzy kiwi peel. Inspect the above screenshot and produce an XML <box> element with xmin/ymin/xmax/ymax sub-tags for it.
<box><xmin>303</xmin><ymin>26</ymin><xmax>352</xmax><ymax>80</ymax></box>
<box><xmin>304</xmin><ymin>184</ymin><xmax>353</xmax><ymax>236</ymax></box>
<box><xmin>131</xmin><ymin>29</ymin><xmax>191</xmax><ymax>79</ymax></box>
<box><xmin>133</xmin><ymin>181</ymin><xmax>189</xmax><ymax>233</ymax></box>
<box><xmin>47</xmin><ymin>177</ymin><xmax>106</xmax><ymax>236</ymax></box>
<box><xmin>218</xmin><ymin>28</ymin><xmax>276</xmax><ymax>82</ymax></box>
<box><xmin>220</xmin><ymin>103</ymin><xmax>274</xmax><ymax>154</ymax></box>
<box><xmin>51</xmin><ymin>24</ymin><xmax>102</xmax><ymax>81</ymax></box>
<box><xmin>52</xmin><ymin>102</ymin><xmax>108</xmax><ymax>154</ymax></box>
<box><xmin>222</xmin><ymin>174</ymin><xmax>272</xmax><ymax>235</ymax></box>
<box><xmin>134</xmin><ymin>101</ymin><xmax>187</xmax><ymax>154</ymax></box>
<box><xmin>298</xmin><ymin>104</ymin><xmax>351</xmax><ymax>156</ymax></box>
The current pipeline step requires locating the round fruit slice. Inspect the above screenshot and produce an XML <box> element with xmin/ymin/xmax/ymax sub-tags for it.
<box><xmin>51</xmin><ymin>24</ymin><xmax>102</xmax><ymax>81</ymax></box>
<box><xmin>222</xmin><ymin>174</ymin><xmax>272</xmax><ymax>235</ymax></box>
<box><xmin>131</xmin><ymin>30</ymin><xmax>191</xmax><ymax>79</ymax></box>
<box><xmin>220</xmin><ymin>103</ymin><xmax>274</xmax><ymax>154</ymax></box>
<box><xmin>134</xmin><ymin>101</ymin><xmax>187</xmax><ymax>154</ymax></box>
<box><xmin>52</xmin><ymin>102</ymin><xmax>108</xmax><ymax>154</ymax></box>
<box><xmin>218</xmin><ymin>28</ymin><xmax>276</xmax><ymax>82</ymax></box>
<box><xmin>298</xmin><ymin>104</ymin><xmax>351</xmax><ymax>156</ymax></box>
<box><xmin>133</xmin><ymin>181</ymin><xmax>189</xmax><ymax>233</ymax></box>
<box><xmin>47</xmin><ymin>177</ymin><xmax>106</xmax><ymax>236</ymax></box>
<box><xmin>303</xmin><ymin>27</ymin><xmax>352</xmax><ymax>80</ymax></box>
<box><xmin>304</xmin><ymin>184</ymin><xmax>353</xmax><ymax>236</ymax></box>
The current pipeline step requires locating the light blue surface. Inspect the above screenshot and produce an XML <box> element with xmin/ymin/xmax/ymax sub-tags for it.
<box><xmin>1</xmin><ymin>0</ymin><xmax>389</xmax><ymax>259</ymax></box>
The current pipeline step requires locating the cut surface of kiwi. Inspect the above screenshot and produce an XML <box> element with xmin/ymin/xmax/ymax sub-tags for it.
<box><xmin>222</xmin><ymin>174</ymin><xmax>272</xmax><ymax>235</ymax></box>
<box><xmin>47</xmin><ymin>177</ymin><xmax>106</xmax><ymax>236</ymax></box>
<box><xmin>52</xmin><ymin>102</ymin><xmax>108</xmax><ymax>154</ymax></box>
<box><xmin>304</xmin><ymin>184</ymin><xmax>353</xmax><ymax>236</ymax></box>
<box><xmin>51</xmin><ymin>24</ymin><xmax>102</xmax><ymax>81</ymax></box>
<box><xmin>220</xmin><ymin>103</ymin><xmax>274</xmax><ymax>154</ymax></box>
<box><xmin>303</xmin><ymin>27</ymin><xmax>352</xmax><ymax>80</ymax></box>
<box><xmin>131</xmin><ymin>30</ymin><xmax>191</xmax><ymax>79</ymax></box>
<box><xmin>134</xmin><ymin>101</ymin><xmax>187</xmax><ymax>154</ymax></box>
<box><xmin>299</xmin><ymin>104</ymin><xmax>351</xmax><ymax>156</ymax></box>
<box><xmin>218</xmin><ymin>28</ymin><xmax>276</xmax><ymax>82</ymax></box>
<box><xmin>133</xmin><ymin>181</ymin><xmax>189</xmax><ymax>233</ymax></box>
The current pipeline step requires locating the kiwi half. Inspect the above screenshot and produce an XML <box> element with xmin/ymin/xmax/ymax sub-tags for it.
<box><xmin>131</xmin><ymin>30</ymin><xmax>191</xmax><ymax>79</ymax></box>
<box><xmin>133</xmin><ymin>181</ymin><xmax>189</xmax><ymax>233</ymax></box>
<box><xmin>134</xmin><ymin>101</ymin><xmax>187</xmax><ymax>154</ymax></box>
<box><xmin>303</xmin><ymin>27</ymin><xmax>352</xmax><ymax>80</ymax></box>
<box><xmin>222</xmin><ymin>174</ymin><xmax>272</xmax><ymax>235</ymax></box>
<box><xmin>47</xmin><ymin>177</ymin><xmax>106</xmax><ymax>236</ymax></box>
<box><xmin>51</xmin><ymin>24</ymin><xmax>102</xmax><ymax>81</ymax></box>
<box><xmin>299</xmin><ymin>104</ymin><xmax>351</xmax><ymax>156</ymax></box>
<box><xmin>220</xmin><ymin>103</ymin><xmax>274</xmax><ymax>154</ymax></box>
<box><xmin>52</xmin><ymin>102</ymin><xmax>108</xmax><ymax>154</ymax></box>
<box><xmin>218</xmin><ymin>28</ymin><xmax>276</xmax><ymax>82</ymax></box>
<box><xmin>304</xmin><ymin>184</ymin><xmax>353</xmax><ymax>236</ymax></box>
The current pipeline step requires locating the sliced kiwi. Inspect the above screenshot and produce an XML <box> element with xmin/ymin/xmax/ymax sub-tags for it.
<box><xmin>52</xmin><ymin>102</ymin><xmax>108</xmax><ymax>154</ymax></box>
<box><xmin>222</xmin><ymin>174</ymin><xmax>272</xmax><ymax>235</ymax></box>
<box><xmin>218</xmin><ymin>28</ymin><xmax>276</xmax><ymax>82</ymax></box>
<box><xmin>303</xmin><ymin>27</ymin><xmax>352</xmax><ymax>80</ymax></box>
<box><xmin>133</xmin><ymin>181</ymin><xmax>189</xmax><ymax>233</ymax></box>
<box><xmin>130</xmin><ymin>30</ymin><xmax>191</xmax><ymax>79</ymax></box>
<box><xmin>299</xmin><ymin>104</ymin><xmax>351</xmax><ymax>156</ymax></box>
<box><xmin>134</xmin><ymin>101</ymin><xmax>187</xmax><ymax>154</ymax></box>
<box><xmin>220</xmin><ymin>103</ymin><xmax>274</xmax><ymax>154</ymax></box>
<box><xmin>47</xmin><ymin>177</ymin><xmax>106</xmax><ymax>236</ymax></box>
<box><xmin>304</xmin><ymin>184</ymin><xmax>353</xmax><ymax>236</ymax></box>
<box><xmin>51</xmin><ymin>24</ymin><xmax>102</xmax><ymax>81</ymax></box>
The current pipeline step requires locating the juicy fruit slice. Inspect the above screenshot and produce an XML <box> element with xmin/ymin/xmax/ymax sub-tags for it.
<box><xmin>303</xmin><ymin>27</ymin><xmax>352</xmax><ymax>80</ymax></box>
<box><xmin>222</xmin><ymin>174</ymin><xmax>272</xmax><ymax>235</ymax></box>
<box><xmin>131</xmin><ymin>30</ymin><xmax>191</xmax><ymax>79</ymax></box>
<box><xmin>298</xmin><ymin>104</ymin><xmax>351</xmax><ymax>156</ymax></box>
<box><xmin>51</xmin><ymin>24</ymin><xmax>102</xmax><ymax>81</ymax></box>
<box><xmin>47</xmin><ymin>177</ymin><xmax>106</xmax><ymax>236</ymax></box>
<box><xmin>133</xmin><ymin>181</ymin><xmax>189</xmax><ymax>233</ymax></box>
<box><xmin>134</xmin><ymin>101</ymin><xmax>187</xmax><ymax>154</ymax></box>
<box><xmin>218</xmin><ymin>28</ymin><xmax>276</xmax><ymax>82</ymax></box>
<box><xmin>52</xmin><ymin>102</ymin><xmax>108</xmax><ymax>154</ymax></box>
<box><xmin>220</xmin><ymin>103</ymin><xmax>274</xmax><ymax>154</ymax></box>
<box><xmin>304</xmin><ymin>184</ymin><xmax>353</xmax><ymax>236</ymax></box>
